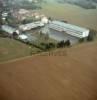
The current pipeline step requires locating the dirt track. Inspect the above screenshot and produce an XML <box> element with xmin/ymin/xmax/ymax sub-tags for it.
<box><xmin>0</xmin><ymin>42</ymin><xmax>97</xmax><ymax>100</ymax></box>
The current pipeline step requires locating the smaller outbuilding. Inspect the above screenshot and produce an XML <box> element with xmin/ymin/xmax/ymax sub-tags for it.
<box><xmin>18</xmin><ymin>33</ymin><xmax>37</xmax><ymax>43</ymax></box>
<box><xmin>18</xmin><ymin>34</ymin><xmax>28</xmax><ymax>40</ymax></box>
<box><xmin>41</xmin><ymin>17</ymin><xmax>49</xmax><ymax>24</ymax></box>
<box><xmin>19</xmin><ymin>21</ymin><xmax>44</xmax><ymax>31</ymax></box>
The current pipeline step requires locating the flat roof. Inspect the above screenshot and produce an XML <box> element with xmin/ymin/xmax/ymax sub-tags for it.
<box><xmin>1</xmin><ymin>25</ymin><xmax>16</xmax><ymax>34</ymax></box>
<box><xmin>50</xmin><ymin>21</ymin><xmax>89</xmax><ymax>32</ymax></box>
<box><xmin>19</xmin><ymin>21</ymin><xmax>44</xmax><ymax>31</ymax></box>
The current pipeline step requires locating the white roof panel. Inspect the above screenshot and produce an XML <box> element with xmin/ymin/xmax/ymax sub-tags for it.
<box><xmin>49</xmin><ymin>21</ymin><xmax>89</xmax><ymax>38</ymax></box>
<box><xmin>1</xmin><ymin>25</ymin><xmax>16</xmax><ymax>34</ymax></box>
<box><xmin>18</xmin><ymin>34</ymin><xmax>28</xmax><ymax>40</ymax></box>
<box><xmin>51</xmin><ymin>21</ymin><xmax>89</xmax><ymax>33</ymax></box>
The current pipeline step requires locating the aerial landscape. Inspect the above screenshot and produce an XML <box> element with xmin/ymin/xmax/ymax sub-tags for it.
<box><xmin>0</xmin><ymin>0</ymin><xmax>97</xmax><ymax>100</ymax></box>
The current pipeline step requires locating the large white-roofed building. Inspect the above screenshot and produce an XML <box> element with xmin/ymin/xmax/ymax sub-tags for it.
<box><xmin>1</xmin><ymin>25</ymin><xmax>20</xmax><ymax>35</ymax></box>
<box><xmin>48</xmin><ymin>21</ymin><xmax>89</xmax><ymax>38</ymax></box>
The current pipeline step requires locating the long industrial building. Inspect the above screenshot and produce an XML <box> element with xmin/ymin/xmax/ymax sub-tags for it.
<box><xmin>48</xmin><ymin>21</ymin><xmax>90</xmax><ymax>38</ymax></box>
<box><xmin>19</xmin><ymin>21</ymin><xmax>44</xmax><ymax>31</ymax></box>
<box><xmin>1</xmin><ymin>25</ymin><xmax>20</xmax><ymax>35</ymax></box>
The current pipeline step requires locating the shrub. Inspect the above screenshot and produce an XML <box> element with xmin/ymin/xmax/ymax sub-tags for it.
<box><xmin>87</xmin><ymin>29</ymin><xmax>97</xmax><ymax>41</ymax></box>
<box><xmin>57</xmin><ymin>40</ymin><xmax>71</xmax><ymax>48</ymax></box>
<box><xmin>79</xmin><ymin>38</ymin><xmax>85</xmax><ymax>43</ymax></box>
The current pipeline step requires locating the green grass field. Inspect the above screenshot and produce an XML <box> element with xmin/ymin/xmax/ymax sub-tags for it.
<box><xmin>0</xmin><ymin>37</ymin><xmax>41</xmax><ymax>62</ymax></box>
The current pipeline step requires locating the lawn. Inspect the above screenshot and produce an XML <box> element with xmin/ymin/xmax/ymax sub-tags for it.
<box><xmin>0</xmin><ymin>37</ymin><xmax>40</xmax><ymax>62</ymax></box>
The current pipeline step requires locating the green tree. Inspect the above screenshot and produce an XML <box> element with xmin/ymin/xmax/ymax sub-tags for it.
<box><xmin>87</xmin><ymin>29</ymin><xmax>97</xmax><ymax>41</ymax></box>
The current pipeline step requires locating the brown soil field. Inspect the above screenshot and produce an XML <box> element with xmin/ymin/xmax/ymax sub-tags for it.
<box><xmin>0</xmin><ymin>42</ymin><xmax>97</xmax><ymax>100</ymax></box>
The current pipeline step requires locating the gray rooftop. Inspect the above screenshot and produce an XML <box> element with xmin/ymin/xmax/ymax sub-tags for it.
<box><xmin>50</xmin><ymin>21</ymin><xmax>89</xmax><ymax>33</ymax></box>
<box><xmin>1</xmin><ymin>25</ymin><xmax>17</xmax><ymax>34</ymax></box>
